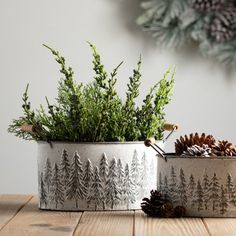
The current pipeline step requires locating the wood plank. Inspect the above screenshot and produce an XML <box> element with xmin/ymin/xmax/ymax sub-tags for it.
<box><xmin>74</xmin><ymin>211</ymin><xmax>134</xmax><ymax>236</ymax></box>
<box><xmin>203</xmin><ymin>218</ymin><xmax>236</xmax><ymax>236</ymax></box>
<box><xmin>0</xmin><ymin>196</ymin><xmax>82</xmax><ymax>236</ymax></box>
<box><xmin>0</xmin><ymin>194</ymin><xmax>32</xmax><ymax>230</ymax></box>
<box><xmin>134</xmin><ymin>211</ymin><xmax>210</xmax><ymax>236</ymax></box>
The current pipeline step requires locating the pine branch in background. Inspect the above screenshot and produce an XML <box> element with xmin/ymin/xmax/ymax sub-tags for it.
<box><xmin>8</xmin><ymin>43</ymin><xmax>175</xmax><ymax>142</ymax></box>
<box><xmin>137</xmin><ymin>0</ymin><xmax>236</xmax><ymax>66</ymax></box>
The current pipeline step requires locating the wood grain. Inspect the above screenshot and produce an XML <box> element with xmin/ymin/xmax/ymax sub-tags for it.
<box><xmin>134</xmin><ymin>211</ymin><xmax>210</xmax><ymax>236</ymax></box>
<box><xmin>0</xmin><ymin>196</ymin><xmax>82</xmax><ymax>236</ymax></box>
<box><xmin>74</xmin><ymin>211</ymin><xmax>134</xmax><ymax>236</ymax></box>
<box><xmin>203</xmin><ymin>218</ymin><xmax>236</xmax><ymax>236</ymax></box>
<box><xmin>0</xmin><ymin>194</ymin><xmax>32</xmax><ymax>230</ymax></box>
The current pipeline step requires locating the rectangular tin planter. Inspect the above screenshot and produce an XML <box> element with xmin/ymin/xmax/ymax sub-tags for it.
<box><xmin>157</xmin><ymin>155</ymin><xmax>236</xmax><ymax>217</ymax></box>
<box><xmin>37</xmin><ymin>141</ymin><xmax>159</xmax><ymax>211</ymax></box>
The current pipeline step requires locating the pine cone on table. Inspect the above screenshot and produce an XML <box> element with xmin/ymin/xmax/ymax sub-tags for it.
<box><xmin>174</xmin><ymin>206</ymin><xmax>186</xmax><ymax>217</ymax></box>
<box><xmin>141</xmin><ymin>190</ymin><xmax>174</xmax><ymax>217</ymax></box>
<box><xmin>210</xmin><ymin>8</ymin><xmax>236</xmax><ymax>42</ymax></box>
<box><xmin>212</xmin><ymin>140</ymin><xmax>236</xmax><ymax>156</ymax></box>
<box><xmin>192</xmin><ymin>0</ymin><xmax>224</xmax><ymax>12</ymax></box>
<box><xmin>175</xmin><ymin>133</ymin><xmax>216</xmax><ymax>155</ymax></box>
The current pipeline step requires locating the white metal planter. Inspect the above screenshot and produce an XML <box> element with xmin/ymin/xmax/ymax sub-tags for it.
<box><xmin>37</xmin><ymin>141</ymin><xmax>159</xmax><ymax>211</ymax></box>
<box><xmin>157</xmin><ymin>155</ymin><xmax>236</xmax><ymax>217</ymax></box>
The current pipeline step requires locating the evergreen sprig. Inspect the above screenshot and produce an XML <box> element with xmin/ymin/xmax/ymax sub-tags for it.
<box><xmin>8</xmin><ymin>43</ymin><xmax>175</xmax><ymax>142</ymax></box>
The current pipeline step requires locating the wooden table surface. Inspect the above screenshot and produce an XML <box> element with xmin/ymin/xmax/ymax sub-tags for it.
<box><xmin>1</xmin><ymin>195</ymin><xmax>236</xmax><ymax>236</ymax></box>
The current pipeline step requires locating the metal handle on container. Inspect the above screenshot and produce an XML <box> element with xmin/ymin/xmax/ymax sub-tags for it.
<box><xmin>144</xmin><ymin>123</ymin><xmax>179</xmax><ymax>160</ymax></box>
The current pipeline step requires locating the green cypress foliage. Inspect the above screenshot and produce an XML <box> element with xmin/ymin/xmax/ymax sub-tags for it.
<box><xmin>8</xmin><ymin>43</ymin><xmax>175</xmax><ymax>142</ymax></box>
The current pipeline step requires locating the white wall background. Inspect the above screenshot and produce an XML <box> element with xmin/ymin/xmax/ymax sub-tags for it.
<box><xmin>1</xmin><ymin>0</ymin><xmax>236</xmax><ymax>194</ymax></box>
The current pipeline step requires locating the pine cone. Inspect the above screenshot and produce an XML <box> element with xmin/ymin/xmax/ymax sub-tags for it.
<box><xmin>192</xmin><ymin>0</ymin><xmax>224</xmax><ymax>12</ymax></box>
<box><xmin>174</xmin><ymin>206</ymin><xmax>186</xmax><ymax>217</ymax></box>
<box><xmin>175</xmin><ymin>133</ymin><xmax>216</xmax><ymax>155</ymax></box>
<box><xmin>210</xmin><ymin>8</ymin><xmax>236</xmax><ymax>42</ymax></box>
<box><xmin>212</xmin><ymin>140</ymin><xmax>236</xmax><ymax>156</ymax></box>
<box><xmin>181</xmin><ymin>144</ymin><xmax>213</xmax><ymax>157</ymax></box>
<box><xmin>141</xmin><ymin>190</ymin><xmax>174</xmax><ymax>217</ymax></box>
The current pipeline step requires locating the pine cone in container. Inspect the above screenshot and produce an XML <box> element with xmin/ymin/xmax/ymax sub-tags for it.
<box><xmin>181</xmin><ymin>144</ymin><xmax>213</xmax><ymax>157</ymax></box>
<box><xmin>175</xmin><ymin>133</ymin><xmax>216</xmax><ymax>155</ymax></box>
<box><xmin>212</xmin><ymin>140</ymin><xmax>236</xmax><ymax>156</ymax></box>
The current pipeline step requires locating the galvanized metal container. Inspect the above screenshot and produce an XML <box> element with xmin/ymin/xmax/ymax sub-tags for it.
<box><xmin>157</xmin><ymin>155</ymin><xmax>236</xmax><ymax>217</ymax></box>
<box><xmin>37</xmin><ymin>141</ymin><xmax>160</xmax><ymax>211</ymax></box>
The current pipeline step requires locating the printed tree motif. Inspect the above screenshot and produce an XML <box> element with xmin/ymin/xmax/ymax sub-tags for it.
<box><xmin>162</xmin><ymin>175</ymin><xmax>169</xmax><ymax>198</ymax></box>
<box><xmin>105</xmin><ymin>157</ymin><xmax>121</xmax><ymax>209</ymax></box>
<box><xmin>131</xmin><ymin>150</ymin><xmax>140</xmax><ymax>196</ymax></box>
<box><xmin>159</xmin><ymin>172</ymin><xmax>163</xmax><ymax>192</ymax></box>
<box><xmin>67</xmin><ymin>151</ymin><xmax>87</xmax><ymax>208</ymax></box>
<box><xmin>209</xmin><ymin>173</ymin><xmax>220</xmax><ymax>211</ymax></box>
<box><xmin>225</xmin><ymin>173</ymin><xmax>236</xmax><ymax>206</ymax></box>
<box><xmin>219</xmin><ymin>185</ymin><xmax>228</xmax><ymax>215</ymax></box>
<box><xmin>202</xmin><ymin>171</ymin><xmax>210</xmax><ymax>210</ymax></box>
<box><xmin>50</xmin><ymin>163</ymin><xmax>64</xmax><ymax>208</ymax></box>
<box><xmin>87</xmin><ymin>166</ymin><xmax>104</xmax><ymax>210</ymax></box>
<box><xmin>99</xmin><ymin>153</ymin><xmax>109</xmax><ymax>183</ymax></box>
<box><xmin>139</xmin><ymin>153</ymin><xmax>149</xmax><ymax>198</ymax></box>
<box><xmin>117</xmin><ymin>159</ymin><xmax>125</xmax><ymax>193</ymax></box>
<box><xmin>39</xmin><ymin>172</ymin><xmax>47</xmax><ymax>207</ymax></box>
<box><xmin>123</xmin><ymin>164</ymin><xmax>136</xmax><ymax>209</ymax></box>
<box><xmin>44</xmin><ymin>158</ymin><xmax>52</xmax><ymax>192</ymax></box>
<box><xmin>169</xmin><ymin>166</ymin><xmax>178</xmax><ymax>203</ymax></box>
<box><xmin>149</xmin><ymin>158</ymin><xmax>156</xmax><ymax>188</ymax></box>
<box><xmin>83</xmin><ymin>159</ymin><xmax>94</xmax><ymax>205</ymax></box>
<box><xmin>193</xmin><ymin>180</ymin><xmax>204</xmax><ymax>211</ymax></box>
<box><xmin>188</xmin><ymin>174</ymin><xmax>196</xmax><ymax>207</ymax></box>
<box><xmin>60</xmin><ymin>149</ymin><xmax>70</xmax><ymax>188</ymax></box>
<box><xmin>178</xmin><ymin>168</ymin><xmax>187</xmax><ymax>206</ymax></box>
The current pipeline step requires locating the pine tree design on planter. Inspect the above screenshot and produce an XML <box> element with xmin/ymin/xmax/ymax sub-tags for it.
<box><xmin>139</xmin><ymin>153</ymin><xmax>149</xmax><ymax>198</ymax></box>
<box><xmin>188</xmin><ymin>174</ymin><xmax>196</xmax><ymax>206</ymax></box>
<box><xmin>60</xmin><ymin>149</ymin><xmax>70</xmax><ymax>189</ymax></box>
<box><xmin>100</xmin><ymin>153</ymin><xmax>109</xmax><ymax>183</ymax></box>
<box><xmin>149</xmin><ymin>158</ymin><xmax>156</xmax><ymax>188</ymax></box>
<box><xmin>123</xmin><ymin>164</ymin><xmax>135</xmax><ymax>209</ymax></box>
<box><xmin>169</xmin><ymin>166</ymin><xmax>178</xmax><ymax>203</ymax></box>
<box><xmin>131</xmin><ymin>150</ymin><xmax>140</xmax><ymax>199</ymax></box>
<box><xmin>99</xmin><ymin>153</ymin><xmax>109</xmax><ymax>209</ymax></box>
<box><xmin>40</xmin><ymin>148</ymin><xmax>154</xmax><ymax>210</ymax></box>
<box><xmin>225</xmin><ymin>173</ymin><xmax>236</xmax><ymax>206</ymax></box>
<box><xmin>163</xmin><ymin>176</ymin><xmax>169</xmax><ymax>198</ymax></box>
<box><xmin>219</xmin><ymin>185</ymin><xmax>228</xmax><ymax>215</ymax></box>
<box><xmin>193</xmin><ymin>180</ymin><xmax>204</xmax><ymax>211</ymax></box>
<box><xmin>67</xmin><ymin>152</ymin><xmax>87</xmax><ymax>208</ymax></box>
<box><xmin>50</xmin><ymin>163</ymin><xmax>64</xmax><ymax>208</ymax></box>
<box><xmin>202</xmin><ymin>170</ymin><xmax>210</xmax><ymax>210</ymax></box>
<box><xmin>159</xmin><ymin>167</ymin><xmax>236</xmax><ymax>215</ymax></box>
<box><xmin>87</xmin><ymin>166</ymin><xmax>104</xmax><ymax>210</ymax></box>
<box><xmin>83</xmin><ymin>159</ymin><xmax>94</xmax><ymax>208</ymax></box>
<box><xmin>117</xmin><ymin>159</ymin><xmax>125</xmax><ymax>193</ymax></box>
<box><xmin>159</xmin><ymin>172</ymin><xmax>163</xmax><ymax>192</ymax></box>
<box><xmin>39</xmin><ymin>172</ymin><xmax>47</xmax><ymax>207</ymax></box>
<box><xmin>178</xmin><ymin>168</ymin><xmax>187</xmax><ymax>207</ymax></box>
<box><xmin>44</xmin><ymin>158</ymin><xmax>52</xmax><ymax>193</ymax></box>
<box><xmin>210</xmin><ymin>173</ymin><xmax>220</xmax><ymax>211</ymax></box>
<box><xmin>105</xmin><ymin>158</ymin><xmax>121</xmax><ymax>209</ymax></box>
